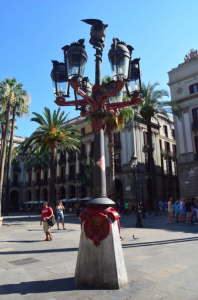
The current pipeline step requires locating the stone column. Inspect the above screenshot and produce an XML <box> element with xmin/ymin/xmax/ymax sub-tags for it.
<box><xmin>182</xmin><ymin>107</ymin><xmax>193</xmax><ymax>153</ymax></box>
<box><xmin>121</xmin><ymin>130</ymin><xmax>127</xmax><ymax>164</ymax></box>
<box><xmin>175</xmin><ymin>116</ymin><xmax>185</xmax><ymax>154</ymax></box>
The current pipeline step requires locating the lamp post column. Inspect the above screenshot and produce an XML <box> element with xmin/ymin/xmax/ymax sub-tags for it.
<box><xmin>135</xmin><ymin>173</ymin><xmax>143</xmax><ymax>228</ymax></box>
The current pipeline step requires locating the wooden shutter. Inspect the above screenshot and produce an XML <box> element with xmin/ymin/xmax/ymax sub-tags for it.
<box><xmin>159</xmin><ymin>139</ymin><xmax>162</xmax><ymax>150</ymax></box>
<box><xmin>189</xmin><ymin>85</ymin><xmax>194</xmax><ymax>94</ymax></box>
<box><xmin>192</xmin><ymin>108</ymin><xmax>198</xmax><ymax>123</ymax></box>
<box><xmin>172</xmin><ymin>144</ymin><xmax>176</xmax><ymax>155</ymax></box>
<box><xmin>167</xmin><ymin>142</ymin><xmax>170</xmax><ymax>151</ymax></box>
<box><xmin>194</xmin><ymin>136</ymin><xmax>198</xmax><ymax>155</ymax></box>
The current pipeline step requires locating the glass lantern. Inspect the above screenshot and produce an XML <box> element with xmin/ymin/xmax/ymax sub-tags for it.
<box><xmin>74</xmin><ymin>77</ymin><xmax>92</xmax><ymax>111</ymax></box>
<box><xmin>126</xmin><ymin>58</ymin><xmax>142</xmax><ymax>96</ymax></box>
<box><xmin>108</xmin><ymin>38</ymin><xmax>133</xmax><ymax>81</ymax></box>
<box><xmin>107</xmin><ymin>81</ymin><xmax>124</xmax><ymax>103</ymax></box>
<box><xmin>51</xmin><ymin>61</ymin><xmax>69</xmax><ymax>97</ymax></box>
<box><xmin>62</xmin><ymin>41</ymin><xmax>88</xmax><ymax>81</ymax></box>
<box><xmin>129</xmin><ymin>153</ymin><xmax>137</xmax><ymax>169</ymax></box>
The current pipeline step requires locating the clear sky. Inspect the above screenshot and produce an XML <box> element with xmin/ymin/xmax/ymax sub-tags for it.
<box><xmin>0</xmin><ymin>0</ymin><xmax>197</xmax><ymax>137</ymax></box>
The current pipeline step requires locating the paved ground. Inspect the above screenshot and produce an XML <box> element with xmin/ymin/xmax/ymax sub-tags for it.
<box><xmin>0</xmin><ymin>211</ymin><xmax>198</xmax><ymax>300</ymax></box>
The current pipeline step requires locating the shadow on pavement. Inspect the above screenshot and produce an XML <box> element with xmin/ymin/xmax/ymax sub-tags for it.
<box><xmin>0</xmin><ymin>277</ymin><xmax>109</xmax><ymax>294</ymax></box>
<box><xmin>122</xmin><ymin>236</ymin><xmax>198</xmax><ymax>248</ymax></box>
<box><xmin>0</xmin><ymin>247</ymin><xmax>78</xmax><ymax>255</ymax></box>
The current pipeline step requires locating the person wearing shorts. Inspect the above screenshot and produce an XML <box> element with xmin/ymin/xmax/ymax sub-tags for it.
<box><xmin>167</xmin><ymin>198</ymin><xmax>173</xmax><ymax>224</ymax></box>
<box><xmin>185</xmin><ymin>198</ymin><xmax>193</xmax><ymax>225</ymax></box>
<box><xmin>182</xmin><ymin>199</ymin><xmax>187</xmax><ymax>223</ymax></box>
<box><xmin>40</xmin><ymin>202</ymin><xmax>53</xmax><ymax>241</ymax></box>
<box><xmin>56</xmin><ymin>201</ymin><xmax>66</xmax><ymax>230</ymax></box>
<box><xmin>173</xmin><ymin>201</ymin><xmax>179</xmax><ymax>222</ymax></box>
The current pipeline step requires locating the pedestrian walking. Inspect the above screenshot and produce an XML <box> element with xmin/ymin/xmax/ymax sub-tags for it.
<box><xmin>74</xmin><ymin>202</ymin><xmax>81</xmax><ymax>220</ymax></box>
<box><xmin>182</xmin><ymin>199</ymin><xmax>187</xmax><ymax>223</ymax></box>
<box><xmin>56</xmin><ymin>201</ymin><xmax>66</xmax><ymax>230</ymax></box>
<box><xmin>185</xmin><ymin>198</ymin><xmax>193</xmax><ymax>225</ymax></box>
<box><xmin>167</xmin><ymin>197</ymin><xmax>173</xmax><ymax>224</ymax></box>
<box><xmin>179</xmin><ymin>198</ymin><xmax>183</xmax><ymax>221</ymax></box>
<box><xmin>131</xmin><ymin>202</ymin><xmax>136</xmax><ymax>215</ymax></box>
<box><xmin>173</xmin><ymin>200</ymin><xmax>179</xmax><ymax>222</ymax></box>
<box><xmin>124</xmin><ymin>202</ymin><xmax>129</xmax><ymax>215</ymax></box>
<box><xmin>159</xmin><ymin>199</ymin><xmax>164</xmax><ymax>215</ymax></box>
<box><xmin>40</xmin><ymin>202</ymin><xmax>53</xmax><ymax>241</ymax></box>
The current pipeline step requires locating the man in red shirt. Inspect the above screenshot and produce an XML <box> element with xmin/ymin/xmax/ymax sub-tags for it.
<box><xmin>40</xmin><ymin>202</ymin><xmax>53</xmax><ymax>241</ymax></box>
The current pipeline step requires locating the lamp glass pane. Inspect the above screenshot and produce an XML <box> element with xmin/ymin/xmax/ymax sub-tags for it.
<box><xmin>109</xmin><ymin>90</ymin><xmax>123</xmax><ymax>103</ymax></box>
<box><xmin>110</xmin><ymin>54</ymin><xmax>130</xmax><ymax>80</ymax></box>
<box><xmin>67</xmin><ymin>54</ymin><xmax>80</xmax><ymax>77</ymax></box>
<box><xmin>79</xmin><ymin>57</ymin><xmax>86</xmax><ymax>78</ymax></box>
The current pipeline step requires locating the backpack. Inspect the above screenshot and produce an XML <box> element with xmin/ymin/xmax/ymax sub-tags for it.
<box><xmin>48</xmin><ymin>212</ymin><xmax>56</xmax><ymax>226</ymax></box>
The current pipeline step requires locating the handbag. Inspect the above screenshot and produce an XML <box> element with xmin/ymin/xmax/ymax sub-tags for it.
<box><xmin>48</xmin><ymin>215</ymin><xmax>56</xmax><ymax>227</ymax></box>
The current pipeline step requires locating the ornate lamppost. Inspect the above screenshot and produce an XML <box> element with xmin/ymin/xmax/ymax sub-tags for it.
<box><xmin>51</xmin><ymin>19</ymin><xmax>142</xmax><ymax>289</ymax></box>
<box><xmin>129</xmin><ymin>154</ymin><xmax>143</xmax><ymax>228</ymax></box>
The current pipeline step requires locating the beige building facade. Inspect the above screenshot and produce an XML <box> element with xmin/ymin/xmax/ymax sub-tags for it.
<box><xmin>2</xmin><ymin>113</ymin><xmax>179</xmax><ymax>211</ymax></box>
<box><xmin>168</xmin><ymin>49</ymin><xmax>198</xmax><ymax>198</ymax></box>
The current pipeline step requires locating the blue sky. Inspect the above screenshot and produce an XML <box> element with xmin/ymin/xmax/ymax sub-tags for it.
<box><xmin>0</xmin><ymin>0</ymin><xmax>197</xmax><ymax>137</ymax></box>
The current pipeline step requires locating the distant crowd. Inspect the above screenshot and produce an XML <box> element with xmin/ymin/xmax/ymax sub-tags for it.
<box><xmin>158</xmin><ymin>197</ymin><xmax>198</xmax><ymax>225</ymax></box>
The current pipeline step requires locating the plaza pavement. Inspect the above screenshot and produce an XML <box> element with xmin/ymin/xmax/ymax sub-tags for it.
<box><xmin>0</xmin><ymin>211</ymin><xmax>198</xmax><ymax>300</ymax></box>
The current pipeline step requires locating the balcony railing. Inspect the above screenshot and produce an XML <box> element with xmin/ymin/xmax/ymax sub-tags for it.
<box><xmin>78</xmin><ymin>152</ymin><xmax>87</xmax><ymax>161</ymax></box>
<box><xmin>67</xmin><ymin>154</ymin><xmax>76</xmax><ymax>163</ymax></box>
<box><xmin>192</xmin><ymin>122</ymin><xmax>198</xmax><ymax>131</ymax></box>
<box><xmin>56</xmin><ymin>176</ymin><xmax>66</xmax><ymax>183</ymax></box>
<box><xmin>68</xmin><ymin>174</ymin><xmax>76</xmax><ymax>181</ymax></box>
<box><xmin>89</xmin><ymin>151</ymin><xmax>94</xmax><ymax>159</ymax></box>
<box><xmin>40</xmin><ymin>179</ymin><xmax>48</xmax><ymax>185</ymax></box>
<box><xmin>114</xmin><ymin>141</ymin><xmax>121</xmax><ymax>150</ymax></box>
<box><xmin>144</xmin><ymin>143</ymin><xmax>155</xmax><ymax>152</ymax></box>
<box><xmin>58</xmin><ymin>157</ymin><xmax>66</xmax><ymax>165</ymax></box>
<box><xmin>115</xmin><ymin>167</ymin><xmax>122</xmax><ymax>173</ymax></box>
<box><xmin>163</xmin><ymin>170</ymin><xmax>177</xmax><ymax>177</ymax></box>
<box><xmin>12</xmin><ymin>166</ymin><xmax>21</xmax><ymax>173</ymax></box>
<box><xmin>11</xmin><ymin>182</ymin><xmax>20</xmax><ymax>187</ymax></box>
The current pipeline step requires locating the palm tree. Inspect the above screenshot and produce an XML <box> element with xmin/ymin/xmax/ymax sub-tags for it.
<box><xmin>81</xmin><ymin>160</ymin><xmax>94</xmax><ymax>196</ymax></box>
<box><xmin>3</xmin><ymin>78</ymin><xmax>30</xmax><ymax>216</ymax></box>
<box><xmin>0</xmin><ymin>80</ymin><xmax>17</xmax><ymax>214</ymax></box>
<box><xmin>133</xmin><ymin>82</ymin><xmax>181</xmax><ymax>216</ymax></box>
<box><xmin>22</xmin><ymin>107</ymin><xmax>82</xmax><ymax>208</ymax></box>
<box><xmin>24</xmin><ymin>147</ymin><xmax>50</xmax><ymax>208</ymax></box>
<box><xmin>102</xmin><ymin>76</ymin><xmax>133</xmax><ymax>200</ymax></box>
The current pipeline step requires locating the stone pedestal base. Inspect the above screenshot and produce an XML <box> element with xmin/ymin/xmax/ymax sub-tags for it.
<box><xmin>0</xmin><ymin>217</ymin><xmax>3</xmax><ymax>228</ymax></box>
<box><xmin>75</xmin><ymin>219</ymin><xmax>128</xmax><ymax>289</ymax></box>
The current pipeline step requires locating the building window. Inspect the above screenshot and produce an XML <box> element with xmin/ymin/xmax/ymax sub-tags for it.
<box><xmin>192</xmin><ymin>108</ymin><xmax>198</xmax><ymax>123</ymax></box>
<box><xmin>189</xmin><ymin>84</ymin><xmax>198</xmax><ymax>94</ymax></box>
<box><xmin>171</xmin><ymin>129</ymin><xmax>175</xmax><ymax>139</ymax></box>
<box><xmin>69</xmin><ymin>164</ymin><xmax>75</xmax><ymax>180</ymax></box>
<box><xmin>13</xmin><ymin>174</ymin><xmax>18</xmax><ymax>185</ymax></box>
<box><xmin>61</xmin><ymin>167</ymin><xmax>65</xmax><ymax>178</ymax></box>
<box><xmin>37</xmin><ymin>172</ymin><xmax>40</xmax><ymax>183</ymax></box>
<box><xmin>194</xmin><ymin>136</ymin><xmax>198</xmax><ymax>159</ymax></box>
<box><xmin>159</xmin><ymin>139</ymin><xmax>162</xmax><ymax>150</ymax></box>
<box><xmin>44</xmin><ymin>170</ymin><xmax>48</xmax><ymax>181</ymax></box>
<box><xmin>163</xmin><ymin>125</ymin><xmax>168</xmax><ymax>138</ymax></box>
<box><xmin>28</xmin><ymin>173</ymin><xmax>31</xmax><ymax>185</ymax></box>
<box><xmin>114</xmin><ymin>154</ymin><xmax>121</xmax><ymax>173</ymax></box>
<box><xmin>80</xmin><ymin>163</ymin><xmax>85</xmax><ymax>176</ymax></box>
<box><xmin>81</xmin><ymin>128</ymin><xmax>85</xmax><ymax>135</ymax></box>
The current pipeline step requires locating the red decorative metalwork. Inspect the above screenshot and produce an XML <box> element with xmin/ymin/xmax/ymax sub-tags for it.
<box><xmin>80</xmin><ymin>207</ymin><xmax>120</xmax><ymax>247</ymax></box>
<box><xmin>54</xmin><ymin>79</ymin><xmax>143</xmax><ymax>118</ymax></box>
<box><xmin>92</xmin><ymin>119</ymin><xmax>102</xmax><ymax>131</ymax></box>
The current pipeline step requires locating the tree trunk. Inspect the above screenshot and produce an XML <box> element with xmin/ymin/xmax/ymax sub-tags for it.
<box><xmin>49</xmin><ymin>143</ymin><xmax>57</xmax><ymax>209</ymax></box>
<box><xmin>0</xmin><ymin>103</ymin><xmax>11</xmax><ymax>214</ymax></box>
<box><xmin>147</xmin><ymin>120</ymin><xmax>158</xmax><ymax>216</ymax></box>
<box><xmin>108</xmin><ymin>131</ymin><xmax>115</xmax><ymax>201</ymax></box>
<box><xmin>4</xmin><ymin>107</ymin><xmax>16</xmax><ymax>216</ymax></box>
<box><xmin>0</xmin><ymin>123</ymin><xmax>5</xmax><ymax>164</ymax></box>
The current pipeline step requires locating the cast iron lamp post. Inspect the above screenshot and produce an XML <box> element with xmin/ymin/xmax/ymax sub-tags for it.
<box><xmin>50</xmin><ymin>18</ymin><xmax>142</xmax><ymax>289</ymax></box>
<box><xmin>129</xmin><ymin>154</ymin><xmax>143</xmax><ymax>228</ymax></box>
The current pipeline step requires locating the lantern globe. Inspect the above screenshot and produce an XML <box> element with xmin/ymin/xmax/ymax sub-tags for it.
<box><xmin>51</xmin><ymin>62</ymin><xmax>68</xmax><ymax>97</ymax></box>
<box><xmin>108</xmin><ymin>39</ymin><xmax>132</xmax><ymax>81</ymax></box>
<box><xmin>107</xmin><ymin>81</ymin><xmax>123</xmax><ymax>103</ymax></box>
<box><xmin>126</xmin><ymin>58</ymin><xmax>142</xmax><ymax>96</ymax></box>
<box><xmin>65</xmin><ymin>42</ymin><xmax>88</xmax><ymax>80</ymax></box>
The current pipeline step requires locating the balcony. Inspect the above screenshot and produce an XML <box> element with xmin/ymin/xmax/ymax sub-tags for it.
<box><xmin>56</xmin><ymin>176</ymin><xmax>66</xmax><ymax>183</ymax></box>
<box><xmin>192</xmin><ymin>122</ymin><xmax>198</xmax><ymax>131</ymax></box>
<box><xmin>163</xmin><ymin>170</ymin><xmax>177</xmax><ymax>177</ymax></box>
<box><xmin>172</xmin><ymin>152</ymin><xmax>177</xmax><ymax>161</ymax></box>
<box><xmin>11</xmin><ymin>182</ymin><xmax>20</xmax><ymax>187</ymax></box>
<box><xmin>89</xmin><ymin>151</ymin><xmax>94</xmax><ymax>159</ymax></box>
<box><xmin>160</xmin><ymin>149</ymin><xmax>166</xmax><ymax>158</ymax></box>
<box><xmin>27</xmin><ymin>182</ymin><xmax>32</xmax><ymax>187</ymax></box>
<box><xmin>115</xmin><ymin>167</ymin><xmax>122</xmax><ymax>173</ymax></box>
<box><xmin>40</xmin><ymin>179</ymin><xmax>48</xmax><ymax>186</ymax></box>
<box><xmin>67</xmin><ymin>154</ymin><xmax>76</xmax><ymax>163</ymax></box>
<box><xmin>114</xmin><ymin>141</ymin><xmax>121</xmax><ymax>150</ymax></box>
<box><xmin>58</xmin><ymin>157</ymin><xmax>66</xmax><ymax>165</ymax></box>
<box><xmin>78</xmin><ymin>152</ymin><xmax>87</xmax><ymax>161</ymax></box>
<box><xmin>144</xmin><ymin>143</ymin><xmax>155</xmax><ymax>152</ymax></box>
<box><xmin>167</xmin><ymin>151</ymin><xmax>173</xmax><ymax>159</ymax></box>
<box><xmin>35</xmin><ymin>180</ymin><xmax>40</xmax><ymax>186</ymax></box>
<box><xmin>68</xmin><ymin>174</ymin><xmax>76</xmax><ymax>181</ymax></box>
<box><xmin>12</xmin><ymin>166</ymin><xmax>21</xmax><ymax>173</ymax></box>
